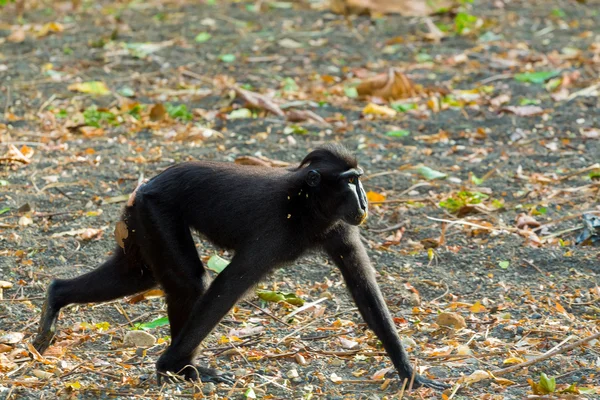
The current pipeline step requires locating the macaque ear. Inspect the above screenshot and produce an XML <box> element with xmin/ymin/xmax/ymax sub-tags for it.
<box><xmin>306</xmin><ymin>170</ymin><xmax>321</xmax><ymax>187</ymax></box>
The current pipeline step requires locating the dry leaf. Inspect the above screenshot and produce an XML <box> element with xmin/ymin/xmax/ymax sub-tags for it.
<box><xmin>286</xmin><ymin>109</ymin><xmax>329</xmax><ymax>125</ymax></box>
<box><xmin>469</xmin><ymin>301</ymin><xmax>486</xmax><ymax>313</ymax></box>
<box><xmin>150</xmin><ymin>103</ymin><xmax>167</xmax><ymax>121</ymax></box>
<box><xmin>516</xmin><ymin>213</ymin><xmax>541</xmax><ymax>229</ymax></box>
<box><xmin>79</xmin><ymin>126</ymin><xmax>105</xmax><ymax>138</ymax></box>
<box><xmin>0</xmin><ymin>332</ymin><xmax>24</xmax><ymax>344</ymax></box>
<box><xmin>114</xmin><ymin>221</ymin><xmax>129</xmax><ymax>249</ymax></box>
<box><xmin>7</xmin><ymin>28</ymin><xmax>26</xmax><ymax>43</ymax></box>
<box><xmin>36</xmin><ymin>22</ymin><xmax>64</xmax><ymax>38</ymax></box>
<box><xmin>357</xmin><ymin>68</ymin><xmax>418</xmax><ymax>100</ymax></box>
<box><xmin>366</xmin><ymin>191</ymin><xmax>386</xmax><ymax>202</ymax></box>
<box><xmin>331</xmin><ymin>0</ymin><xmax>454</xmax><ymax>16</ymax></box>
<box><xmin>423</xmin><ymin>17</ymin><xmax>447</xmax><ymax>42</ymax></box>
<box><xmin>362</xmin><ymin>103</ymin><xmax>397</xmax><ymax>117</ymax></box>
<box><xmin>459</xmin><ymin>370</ymin><xmax>492</xmax><ymax>385</ymax></box>
<box><xmin>500</xmin><ymin>105</ymin><xmax>545</xmax><ymax>117</ymax></box>
<box><xmin>436</xmin><ymin>312</ymin><xmax>467</xmax><ymax>329</ymax></box>
<box><xmin>1</xmin><ymin>144</ymin><xmax>32</xmax><ymax>165</ymax></box>
<box><xmin>234</xmin><ymin>87</ymin><xmax>285</xmax><ymax>117</ymax></box>
<box><xmin>234</xmin><ymin>156</ymin><xmax>290</xmax><ymax>168</ymax></box>
<box><xmin>77</xmin><ymin>228</ymin><xmax>103</xmax><ymax>241</ymax></box>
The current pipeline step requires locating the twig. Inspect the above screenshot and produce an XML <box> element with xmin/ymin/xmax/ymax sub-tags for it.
<box><xmin>369</xmin><ymin>222</ymin><xmax>406</xmax><ymax>233</ymax></box>
<box><xmin>371</xmin><ymin>197</ymin><xmax>428</xmax><ymax>205</ymax></box>
<box><xmin>478</xmin><ymin>73</ymin><xmax>513</xmax><ymax>85</ymax></box>
<box><xmin>243</xmin><ymin>300</ymin><xmax>291</xmax><ymax>327</ymax></box>
<box><xmin>492</xmin><ymin>331</ymin><xmax>600</xmax><ymax>376</ymax></box>
<box><xmin>557</xmin><ymin>163</ymin><xmax>600</xmax><ymax>181</ymax></box>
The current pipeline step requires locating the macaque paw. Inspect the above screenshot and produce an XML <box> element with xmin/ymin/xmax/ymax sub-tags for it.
<box><xmin>157</xmin><ymin>364</ymin><xmax>235</xmax><ymax>386</ymax></box>
<box><xmin>413</xmin><ymin>374</ymin><xmax>451</xmax><ymax>391</ymax></box>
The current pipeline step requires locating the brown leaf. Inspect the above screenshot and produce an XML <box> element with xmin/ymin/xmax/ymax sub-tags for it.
<box><xmin>500</xmin><ymin>105</ymin><xmax>545</xmax><ymax>117</ymax></box>
<box><xmin>234</xmin><ymin>87</ymin><xmax>284</xmax><ymax>117</ymax></box>
<box><xmin>234</xmin><ymin>156</ymin><xmax>290</xmax><ymax>168</ymax></box>
<box><xmin>286</xmin><ymin>109</ymin><xmax>329</xmax><ymax>125</ymax></box>
<box><xmin>436</xmin><ymin>312</ymin><xmax>466</xmax><ymax>329</ymax></box>
<box><xmin>331</xmin><ymin>0</ymin><xmax>454</xmax><ymax>16</ymax></box>
<box><xmin>149</xmin><ymin>103</ymin><xmax>167</xmax><ymax>121</ymax></box>
<box><xmin>114</xmin><ymin>221</ymin><xmax>129</xmax><ymax>249</ymax></box>
<box><xmin>7</xmin><ymin>28</ymin><xmax>26</xmax><ymax>43</ymax></box>
<box><xmin>516</xmin><ymin>213</ymin><xmax>541</xmax><ymax>229</ymax></box>
<box><xmin>357</xmin><ymin>68</ymin><xmax>419</xmax><ymax>100</ymax></box>
<box><xmin>423</xmin><ymin>17</ymin><xmax>447</xmax><ymax>42</ymax></box>
<box><xmin>78</xmin><ymin>126</ymin><xmax>105</xmax><ymax>138</ymax></box>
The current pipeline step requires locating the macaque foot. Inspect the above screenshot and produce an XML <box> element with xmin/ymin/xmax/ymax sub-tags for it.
<box><xmin>413</xmin><ymin>374</ymin><xmax>451</xmax><ymax>391</ymax></box>
<box><xmin>156</xmin><ymin>363</ymin><xmax>235</xmax><ymax>386</ymax></box>
<box><xmin>32</xmin><ymin>288</ymin><xmax>60</xmax><ymax>354</ymax></box>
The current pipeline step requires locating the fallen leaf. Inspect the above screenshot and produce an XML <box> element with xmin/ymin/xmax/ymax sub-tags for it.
<box><xmin>436</xmin><ymin>312</ymin><xmax>466</xmax><ymax>329</ymax></box>
<box><xmin>7</xmin><ymin>28</ymin><xmax>26</xmax><ymax>43</ymax></box>
<box><xmin>114</xmin><ymin>221</ymin><xmax>129</xmax><ymax>249</ymax></box>
<box><xmin>357</xmin><ymin>68</ymin><xmax>418</xmax><ymax>100</ymax></box>
<box><xmin>460</xmin><ymin>370</ymin><xmax>492</xmax><ymax>385</ymax></box>
<box><xmin>516</xmin><ymin>213</ymin><xmax>541</xmax><ymax>229</ymax></box>
<box><xmin>417</xmin><ymin>166</ymin><xmax>447</xmax><ymax>180</ymax></box>
<box><xmin>500</xmin><ymin>105</ymin><xmax>545</xmax><ymax>117</ymax></box>
<box><xmin>149</xmin><ymin>103</ymin><xmax>167</xmax><ymax>121</ymax></box>
<box><xmin>362</xmin><ymin>103</ymin><xmax>397</xmax><ymax>117</ymax></box>
<box><xmin>122</xmin><ymin>330</ymin><xmax>157</xmax><ymax>348</ymax></box>
<box><xmin>286</xmin><ymin>109</ymin><xmax>329</xmax><ymax>125</ymax></box>
<box><xmin>0</xmin><ymin>332</ymin><xmax>24</xmax><ymax>344</ymax></box>
<box><xmin>331</xmin><ymin>0</ymin><xmax>454</xmax><ymax>16</ymax></box>
<box><xmin>366</xmin><ymin>191</ymin><xmax>386</xmax><ymax>202</ymax></box>
<box><xmin>36</xmin><ymin>22</ymin><xmax>64</xmax><ymax>38</ymax></box>
<box><xmin>68</xmin><ymin>81</ymin><xmax>111</xmax><ymax>96</ymax></box>
<box><xmin>278</xmin><ymin>38</ymin><xmax>303</xmax><ymax>49</ymax></box>
<box><xmin>234</xmin><ymin>87</ymin><xmax>284</xmax><ymax>117</ymax></box>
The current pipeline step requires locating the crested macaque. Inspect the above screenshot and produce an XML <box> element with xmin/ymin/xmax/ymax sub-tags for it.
<box><xmin>33</xmin><ymin>144</ymin><xmax>448</xmax><ymax>391</ymax></box>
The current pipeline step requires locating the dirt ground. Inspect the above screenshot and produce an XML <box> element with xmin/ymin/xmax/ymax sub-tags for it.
<box><xmin>1</xmin><ymin>0</ymin><xmax>599</xmax><ymax>399</ymax></box>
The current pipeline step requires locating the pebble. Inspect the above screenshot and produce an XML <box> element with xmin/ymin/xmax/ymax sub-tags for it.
<box><xmin>202</xmin><ymin>382</ymin><xmax>216</xmax><ymax>394</ymax></box>
<box><xmin>122</xmin><ymin>331</ymin><xmax>156</xmax><ymax>348</ymax></box>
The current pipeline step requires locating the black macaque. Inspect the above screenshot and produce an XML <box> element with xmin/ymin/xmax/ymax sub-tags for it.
<box><xmin>33</xmin><ymin>144</ymin><xmax>449</xmax><ymax>391</ymax></box>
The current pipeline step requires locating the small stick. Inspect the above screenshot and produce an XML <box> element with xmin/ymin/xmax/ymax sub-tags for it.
<box><xmin>557</xmin><ymin>163</ymin><xmax>600</xmax><ymax>181</ymax></box>
<box><xmin>492</xmin><ymin>331</ymin><xmax>600</xmax><ymax>376</ymax></box>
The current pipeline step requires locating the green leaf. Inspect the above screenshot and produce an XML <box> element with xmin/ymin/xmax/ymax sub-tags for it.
<box><xmin>194</xmin><ymin>32</ymin><xmax>212</xmax><ymax>43</ymax></box>
<box><xmin>118</xmin><ymin>86</ymin><xmax>135</xmax><ymax>97</ymax></box>
<box><xmin>229</xmin><ymin>108</ymin><xmax>252</xmax><ymax>119</ymax></box>
<box><xmin>578</xmin><ymin>387</ymin><xmax>597</xmax><ymax>394</ymax></box>
<box><xmin>165</xmin><ymin>103</ymin><xmax>193</xmax><ymax>121</ymax></box>
<box><xmin>244</xmin><ymin>386</ymin><xmax>257</xmax><ymax>399</ymax></box>
<box><xmin>281</xmin><ymin>77</ymin><xmax>299</xmax><ymax>92</ymax></box>
<box><xmin>589</xmin><ymin>171</ymin><xmax>600</xmax><ymax>180</ymax></box>
<box><xmin>0</xmin><ymin>207</ymin><xmax>10</xmax><ymax>215</ymax></box>
<box><xmin>519</xmin><ymin>98</ymin><xmax>540</xmax><ymax>106</ymax></box>
<box><xmin>135</xmin><ymin>316</ymin><xmax>169</xmax><ymax>330</ymax></box>
<box><xmin>386</xmin><ymin>130</ymin><xmax>410</xmax><ymax>138</ymax></box>
<box><xmin>417</xmin><ymin>166</ymin><xmax>447</xmax><ymax>180</ymax></box>
<box><xmin>391</xmin><ymin>102</ymin><xmax>417</xmax><ymax>112</ymax></box>
<box><xmin>257</xmin><ymin>290</ymin><xmax>304</xmax><ymax>306</ymax></box>
<box><xmin>344</xmin><ymin>87</ymin><xmax>358</xmax><ymax>98</ymax></box>
<box><xmin>454</xmin><ymin>12</ymin><xmax>479</xmax><ymax>35</ymax></box>
<box><xmin>498</xmin><ymin>260</ymin><xmax>510</xmax><ymax>269</ymax></box>
<box><xmin>207</xmin><ymin>255</ymin><xmax>230</xmax><ymax>273</ymax></box>
<box><xmin>514</xmin><ymin>71</ymin><xmax>560</xmax><ymax>84</ymax></box>
<box><xmin>0</xmin><ymin>180</ymin><xmax>8</xmax><ymax>186</ymax></box>
<box><xmin>220</xmin><ymin>53</ymin><xmax>236</xmax><ymax>63</ymax></box>
<box><xmin>539</xmin><ymin>372</ymin><xmax>556</xmax><ymax>393</ymax></box>
<box><xmin>283</xmin><ymin>125</ymin><xmax>308</xmax><ymax>135</ymax></box>
<box><xmin>415</xmin><ymin>53</ymin><xmax>432</xmax><ymax>63</ymax></box>
<box><xmin>551</xmin><ymin>8</ymin><xmax>566</xmax><ymax>18</ymax></box>
<box><xmin>470</xmin><ymin>174</ymin><xmax>484</xmax><ymax>185</ymax></box>
<box><xmin>68</xmin><ymin>81</ymin><xmax>111</xmax><ymax>96</ymax></box>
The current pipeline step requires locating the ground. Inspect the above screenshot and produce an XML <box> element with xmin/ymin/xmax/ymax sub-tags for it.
<box><xmin>0</xmin><ymin>0</ymin><xmax>599</xmax><ymax>399</ymax></box>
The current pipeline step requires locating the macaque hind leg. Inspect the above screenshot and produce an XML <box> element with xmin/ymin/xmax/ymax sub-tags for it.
<box><xmin>156</xmin><ymin>250</ymin><xmax>277</xmax><ymax>385</ymax></box>
<box><xmin>33</xmin><ymin>248</ymin><xmax>156</xmax><ymax>354</ymax></box>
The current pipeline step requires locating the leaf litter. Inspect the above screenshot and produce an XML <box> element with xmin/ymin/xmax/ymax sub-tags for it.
<box><xmin>0</xmin><ymin>0</ymin><xmax>599</xmax><ymax>399</ymax></box>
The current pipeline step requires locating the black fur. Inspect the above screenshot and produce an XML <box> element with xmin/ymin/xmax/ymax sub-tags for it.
<box><xmin>32</xmin><ymin>144</ymin><xmax>449</xmax><ymax>391</ymax></box>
